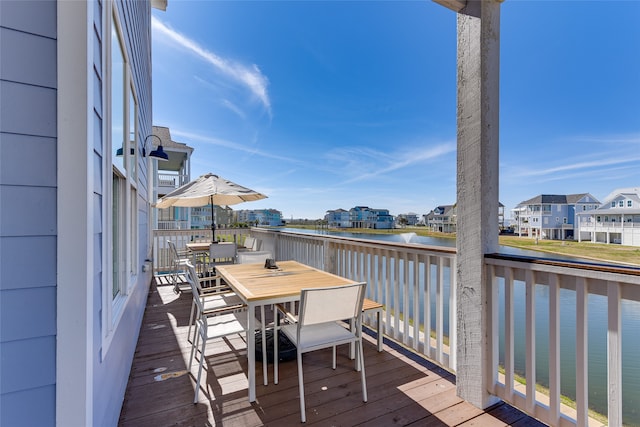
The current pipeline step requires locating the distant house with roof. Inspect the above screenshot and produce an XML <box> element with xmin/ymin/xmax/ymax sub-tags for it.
<box><xmin>424</xmin><ymin>204</ymin><xmax>457</xmax><ymax>233</ymax></box>
<box><xmin>512</xmin><ymin>193</ymin><xmax>600</xmax><ymax>240</ymax></box>
<box><xmin>397</xmin><ymin>212</ymin><xmax>419</xmax><ymax>226</ymax></box>
<box><xmin>576</xmin><ymin>187</ymin><xmax>640</xmax><ymax>246</ymax></box>
<box><xmin>348</xmin><ymin>206</ymin><xmax>395</xmax><ymax>229</ymax></box>
<box><xmin>236</xmin><ymin>208</ymin><xmax>284</xmax><ymax>226</ymax></box>
<box><xmin>324</xmin><ymin>206</ymin><xmax>395</xmax><ymax>229</ymax></box>
<box><xmin>325</xmin><ymin>208</ymin><xmax>351</xmax><ymax>227</ymax></box>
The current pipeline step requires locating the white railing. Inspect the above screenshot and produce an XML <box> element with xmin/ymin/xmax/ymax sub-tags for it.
<box><xmin>485</xmin><ymin>254</ymin><xmax>640</xmax><ymax>427</ymax></box>
<box><xmin>154</xmin><ymin>226</ymin><xmax>640</xmax><ymax>426</ymax></box>
<box><xmin>158</xmin><ymin>172</ymin><xmax>189</xmax><ymax>188</ymax></box>
<box><xmin>251</xmin><ymin>228</ymin><xmax>458</xmax><ymax>372</ymax></box>
<box><xmin>157</xmin><ymin>220</ymin><xmax>190</xmax><ymax>230</ymax></box>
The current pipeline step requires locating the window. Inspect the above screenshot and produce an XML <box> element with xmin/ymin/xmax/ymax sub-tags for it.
<box><xmin>104</xmin><ymin>8</ymin><xmax>142</xmax><ymax>350</ymax></box>
<box><xmin>111</xmin><ymin>17</ymin><xmax>126</xmax><ymax>302</ymax></box>
<box><xmin>628</xmin><ymin>200</ymin><xmax>633</xmax><ymax>207</ymax></box>
<box><xmin>563</xmin><ymin>217</ymin><xmax>567</xmax><ymax>224</ymax></box>
<box><xmin>612</xmin><ymin>201</ymin><xmax>616</xmax><ymax>208</ymax></box>
<box><xmin>619</xmin><ymin>201</ymin><xmax>624</xmax><ymax>207</ymax></box>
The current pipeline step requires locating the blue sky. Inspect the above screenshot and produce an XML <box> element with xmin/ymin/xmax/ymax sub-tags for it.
<box><xmin>151</xmin><ymin>1</ymin><xmax>640</xmax><ymax>221</ymax></box>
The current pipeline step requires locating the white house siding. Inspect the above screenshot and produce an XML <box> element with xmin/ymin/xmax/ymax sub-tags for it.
<box><xmin>0</xmin><ymin>1</ymin><xmax>59</xmax><ymax>425</ymax></box>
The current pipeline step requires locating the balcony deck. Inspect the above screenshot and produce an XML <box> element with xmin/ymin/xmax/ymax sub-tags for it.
<box><xmin>118</xmin><ymin>275</ymin><xmax>545</xmax><ymax>427</ymax></box>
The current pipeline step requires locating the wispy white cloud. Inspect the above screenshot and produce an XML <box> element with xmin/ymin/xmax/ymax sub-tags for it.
<box><xmin>221</xmin><ymin>99</ymin><xmax>246</xmax><ymax>120</ymax></box>
<box><xmin>171</xmin><ymin>129</ymin><xmax>299</xmax><ymax>164</ymax></box>
<box><xmin>152</xmin><ymin>16</ymin><xmax>271</xmax><ymax>115</ymax></box>
<box><xmin>513</xmin><ymin>154</ymin><xmax>640</xmax><ymax>178</ymax></box>
<box><xmin>332</xmin><ymin>141</ymin><xmax>456</xmax><ymax>184</ymax></box>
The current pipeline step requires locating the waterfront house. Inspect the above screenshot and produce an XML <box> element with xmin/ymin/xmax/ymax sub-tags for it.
<box><xmin>425</xmin><ymin>204</ymin><xmax>457</xmax><ymax>232</ymax></box>
<box><xmin>349</xmin><ymin>206</ymin><xmax>395</xmax><ymax>229</ymax></box>
<box><xmin>576</xmin><ymin>187</ymin><xmax>640</xmax><ymax>246</ymax></box>
<box><xmin>512</xmin><ymin>193</ymin><xmax>600</xmax><ymax>240</ymax></box>
<box><xmin>236</xmin><ymin>208</ymin><xmax>284</xmax><ymax>227</ymax></box>
<box><xmin>397</xmin><ymin>212</ymin><xmax>420</xmax><ymax>226</ymax></box>
<box><xmin>325</xmin><ymin>208</ymin><xmax>351</xmax><ymax>227</ymax></box>
<box><xmin>4</xmin><ymin>1</ymin><xmax>636</xmax><ymax>426</ymax></box>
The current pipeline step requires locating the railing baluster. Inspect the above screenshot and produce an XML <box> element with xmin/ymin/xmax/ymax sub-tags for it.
<box><xmin>576</xmin><ymin>276</ymin><xmax>588</xmax><ymax>427</ymax></box>
<box><xmin>608</xmin><ymin>281</ymin><xmax>622</xmax><ymax>427</ymax></box>
<box><xmin>549</xmin><ymin>273</ymin><xmax>560</xmax><ymax>425</ymax></box>
<box><xmin>505</xmin><ymin>266</ymin><xmax>514</xmax><ymax>402</ymax></box>
<box><xmin>525</xmin><ymin>269</ymin><xmax>536</xmax><ymax>415</ymax></box>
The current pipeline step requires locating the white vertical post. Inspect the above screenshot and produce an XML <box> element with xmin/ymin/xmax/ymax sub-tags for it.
<box><xmin>608</xmin><ymin>281</ymin><xmax>622</xmax><ymax>427</ymax></box>
<box><xmin>576</xmin><ymin>277</ymin><xmax>589</xmax><ymax>426</ymax></box>
<box><xmin>450</xmin><ymin>0</ymin><xmax>502</xmax><ymax>409</ymax></box>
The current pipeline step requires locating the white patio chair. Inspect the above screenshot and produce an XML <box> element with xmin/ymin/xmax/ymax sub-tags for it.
<box><xmin>239</xmin><ymin>236</ymin><xmax>256</xmax><ymax>251</ymax></box>
<box><xmin>185</xmin><ymin>263</ymin><xmax>242</xmax><ymax>346</ymax></box>
<box><xmin>236</xmin><ymin>250</ymin><xmax>272</xmax><ymax>265</ymax></box>
<box><xmin>201</xmin><ymin>242</ymin><xmax>237</xmax><ymax>275</ymax></box>
<box><xmin>168</xmin><ymin>240</ymin><xmax>189</xmax><ymax>293</ymax></box>
<box><xmin>274</xmin><ymin>282</ymin><xmax>368</xmax><ymax>423</ymax></box>
<box><xmin>185</xmin><ymin>262</ymin><xmax>252</xmax><ymax>404</ymax></box>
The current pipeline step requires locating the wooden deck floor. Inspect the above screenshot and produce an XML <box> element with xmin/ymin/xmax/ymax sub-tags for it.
<box><xmin>118</xmin><ymin>276</ymin><xmax>546</xmax><ymax>427</ymax></box>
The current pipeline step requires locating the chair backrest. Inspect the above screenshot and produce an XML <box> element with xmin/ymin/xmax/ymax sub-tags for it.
<box><xmin>237</xmin><ymin>251</ymin><xmax>272</xmax><ymax>264</ymax></box>
<box><xmin>184</xmin><ymin>262</ymin><xmax>205</xmax><ymax>314</ymax></box>
<box><xmin>209</xmin><ymin>242</ymin><xmax>237</xmax><ymax>260</ymax></box>
<box><xmin>298</xmin><ymin>282</ymin><xmax>366</xmax><ymax>327</ymax></box>
<box><xmin>168</xmin><ymin>240</ymin><xmax>179</xmax><ymax>259</ymax></box>
<box><xmin>243</xmin><ymin>236</ymin><xmax>255</xmax><ymax>251</ymax></box>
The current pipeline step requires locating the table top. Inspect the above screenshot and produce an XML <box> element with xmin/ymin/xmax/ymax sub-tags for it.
<box><xmin>215</xmin><ymin>260</ymin><xmax>355</xmax><ymax>303</ymax></box>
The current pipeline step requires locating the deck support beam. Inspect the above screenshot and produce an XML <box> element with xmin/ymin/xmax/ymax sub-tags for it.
<box><xmin>437</xmin><ymin>0</ymin><xmax>503</xmax><ymax>409</ymax></box>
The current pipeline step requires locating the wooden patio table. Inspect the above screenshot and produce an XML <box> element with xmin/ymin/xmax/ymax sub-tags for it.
<box><xmin>215</xmin><ymin>260</ymin><xmax>356</xmax><ymax>402</ymax></box>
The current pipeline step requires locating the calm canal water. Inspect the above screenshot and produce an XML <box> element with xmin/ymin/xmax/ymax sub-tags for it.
<box><xmin>279</xmin><ymin>228</ymin><xmax>640</xmax><ymax>425</ymax></box>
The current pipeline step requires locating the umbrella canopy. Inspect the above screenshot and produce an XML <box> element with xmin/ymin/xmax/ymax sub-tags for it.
<box><xmin>155</xmin><ymin>173</ymin><xmax>267</xmax><ymax>242</ymax></box>
<box><xmin>156</xmin><ymin>173</ymin><xmax>267</xmax><ymax>208</ymax></box>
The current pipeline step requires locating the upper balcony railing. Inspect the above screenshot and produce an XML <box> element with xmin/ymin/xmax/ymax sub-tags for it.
<box><xmin>151</xmin><ymin>226</ymin><xmax>640</xmax><ymax>426</ymax></box>
<box><xmin>157</xmin><ymin>172</ymin><xmax>190</xmax><ymax>195</ymax></box>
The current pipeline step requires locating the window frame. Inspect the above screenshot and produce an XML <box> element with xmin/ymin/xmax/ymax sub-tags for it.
<box><xmin>102</xmin><ymin>5</ymin><xmax>141</xmax><ymax>355</ymax></box>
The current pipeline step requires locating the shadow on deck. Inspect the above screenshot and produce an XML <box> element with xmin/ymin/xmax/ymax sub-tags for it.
<box><xmin>118</xmin><ymin>275</ymin><xmax>545</xmax><ymax>426</ymax></box>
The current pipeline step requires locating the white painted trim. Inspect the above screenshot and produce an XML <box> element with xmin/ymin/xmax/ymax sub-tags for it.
<box><xmin>57</xmin><ymin>1</ymin><xmax>93</xmax><ymax>425</ymax></box>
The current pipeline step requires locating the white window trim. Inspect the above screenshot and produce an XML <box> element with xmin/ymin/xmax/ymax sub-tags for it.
<box><xmin>102</xmin><ymin>3</ymin><xmax>139</xmax><ymax>357</ymax></box>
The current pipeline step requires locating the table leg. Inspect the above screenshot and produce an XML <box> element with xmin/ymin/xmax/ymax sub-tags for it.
<box><xmin>247</xmin><ymin>304</ymin><xmax>256</xmax><ymax>402</ymax></box>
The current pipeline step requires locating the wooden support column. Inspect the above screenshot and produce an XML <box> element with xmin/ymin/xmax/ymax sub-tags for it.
<box><xmin>452</xmin><ymin>0</ymin><xmax>502</xmax><ymax>409</ymax></box>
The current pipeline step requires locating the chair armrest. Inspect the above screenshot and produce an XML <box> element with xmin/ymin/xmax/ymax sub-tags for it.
<box><xmin>275</xmin><ymin>304</ymin><xmax>298</xmax><ymax>324</ymax></box>
<box><xmin>203</xmin><ymin>303</ymin><xmax>247</xmax><ymax>316</ymax></box>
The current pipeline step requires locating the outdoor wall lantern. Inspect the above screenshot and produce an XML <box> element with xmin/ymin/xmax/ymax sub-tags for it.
<box><xmin>143</xmin><ymin>134</ymin><xmax>169</xmax><ymax>161</ymax></box>
<box><xmin>116</xmin><ymin>134</ymin><xmax>168</xmax><ymax>161</ymax></box>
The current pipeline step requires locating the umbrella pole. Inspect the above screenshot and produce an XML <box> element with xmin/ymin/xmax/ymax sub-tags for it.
<box><xmin>210</xmin><ymin>195</ymin><xmax>216</xmax><ymax>243</ymax></box>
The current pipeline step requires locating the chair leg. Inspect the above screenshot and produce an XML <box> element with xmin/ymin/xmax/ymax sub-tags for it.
<box><xmin>332</xmin><ymin>346</ymin><xmax>336</xmax><ymax>369</ymax></box>
<box><xmin>358</xmin><ymin>339</ymin><xmax>367</xmax><ymax>402</ymax></box>
<box><xmin>261</xmin><ymin>305</ymin><xmax>268</xmax><ymax>386</ymax></box>
<box><xmin>189</xmin><ymin>323</ymin><xmax>200</xmax><ymax>371</ymax></box>
<box><xmin>194</xmin><ymin>332</ymin><xmax>207</xmax><ymax>404</ymax></box>
<box><xmin>187</xmin><ymin>299</ymin><xmax>196</xmax><ymax>344</ymax></box>
<box><xmin>274</xmin><ymin>310</ymin><xmax>279</xmax><ymax>384</ymax></box>
<box><xmin>376</xmin><ymin>309</ymin><xmax>383</xmax><ymax>352</ymax></box>
<box><xmin>297</xmin><ymin>351</ymin><xmax>306</xmax><ymax>423</ymax></box>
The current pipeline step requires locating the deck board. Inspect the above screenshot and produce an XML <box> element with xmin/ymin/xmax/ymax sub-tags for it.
<box><xmin>119</xmin><ymin>275</ymin><xmax>545</xmax><ymax>426</ymax></box>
